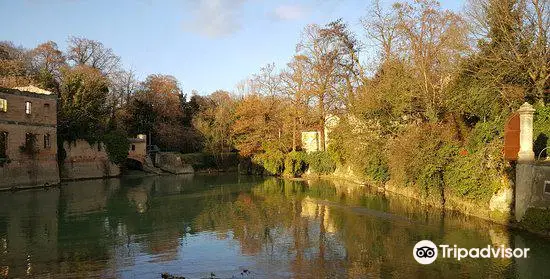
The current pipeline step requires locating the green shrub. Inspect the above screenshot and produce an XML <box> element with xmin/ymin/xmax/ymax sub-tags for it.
<box><xmin>252</xmin><ymin>142</ymin><xmax>286</xmax><ymax>175</ymax></box>
<box><xmin>306</xmin><ymin>151</ymin><xmax>336</xmax><ymax>174</ymax></box>
<box><xmin>284</xmin><ymin>151</ymin><xmax>307</xmax><ymax>177</ymax></box>
<box><xmin>466</xmin><ymin>120</ymin><xmax>502</xmax><ymax>153</ymax></box>
<box><xmin>387</xmin><ymin>123</ymin><xmax>459</xmax><ymax>201</ymax></box>
<box><xmin>444</xmin><ymin>139</ymin><xmax>505</xmax><ymax>202</ymax></box>
<box><xmin>534</xmin><ymin>104</ymin><xmax>550</xmax><ymax>158</ymax></box>
<box><xmin>103</xmin><ymin>131</ymin><xmax>130</xmax><ymax>164</ymax></box>
<box><xmin>327</xmin><ymin>120</ymin><xmax>389</xmax><ymax>182</ymax></box>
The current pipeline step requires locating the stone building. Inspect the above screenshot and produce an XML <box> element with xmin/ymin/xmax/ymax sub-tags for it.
<box><xmin>301</xmin><ymin>114</ymin><xmax>340</xmax><ymax>153</ymax></box>
<box><xmin>0</xmin><ymin>86</ymin><xmax>60</xmax><ymax>189</ymax></box>
<box><xmin>128</xmin><ymin>134</ymin><xmax>147</xmax><ymax>162</ymax></box>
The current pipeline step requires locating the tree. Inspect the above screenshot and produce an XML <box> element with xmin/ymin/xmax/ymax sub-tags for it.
<box><xmin>123</xmin><ymin>74</ymin><xmax>186</xmax><ymax>151</ymax></box>
<box><xmin>231</xmin><ymin>94</ymin><xmax>290</xmax><ymax>157</ymax></box>
<box><xmin>362</xmin><ymin>0</ymin><xmax>400</xmax><ymax>60</ymax></box>
<box><xmin>394</xmin><ymin>0</ymin><xmax>469</xmax><ymax>121</ymax></box>
<box><xmin>0</xmin><ymin>41</ymin><xmax>32</xmax><ymax>88</ymax></box>
<box><xmin>29</xmin><ymin>41</ymin><xmax>66</xmax><ymax>92</ymax></box>
<box><xmin>466</xmin><ymin>0</ymin><xmax>549</xmax><ymax>101</ymax></box>
<box><xmin>297</xmin><ymin>24</ymin><xmax>343</xmax><ymax>150</ymax></box>
<box><xmin>193</xmin><ymin>90</ymin><xmax>236</xmax><ymax>156</ymax></box>
<box><xmin>66</xmin><ymin>36</ymin><xmax>121</xmax><ymax>75</ymax></box>
<box><xmin>109</xmin><ymin>69</ymin><xmax>138</xmax><ymax>109</ymax></box>
<box><xmin>58</xmin><ymin>65</ymin><xmax>110</xmax><ymax>142</ymax></box>
<box><xmin>280</xmin><ymin>55</ymin><xmax>313</xmax><ymax>150</ymax></box>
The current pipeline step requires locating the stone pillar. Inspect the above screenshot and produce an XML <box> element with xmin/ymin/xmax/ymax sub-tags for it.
<box><xmin>517</xmin><ymin>102</ymin><xmax>535</xmax><ymax>162</ymax></box>
<box><xmin>515</xmin><ymin>102</ymin><xmax>535</xmax><ymax>222</ymax></box>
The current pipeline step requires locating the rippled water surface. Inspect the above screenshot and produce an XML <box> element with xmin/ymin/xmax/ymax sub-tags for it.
<box><xmin>0</xmin><ymin>174</ymin><xmax>549</xmax><ymax>278</ymax></box>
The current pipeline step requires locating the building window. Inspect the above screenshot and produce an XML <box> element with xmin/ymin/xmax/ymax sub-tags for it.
<box><xmin>44</xmin><ymin>103</ymin><xmax>50</xmax><ymax>110</ymax></box>
<box><xmin>21</xmin><ymin>133</ymin><xmax>38</xmax><ymax>156</ymax></box>
<box><xmin>25</xmin><ymin>133</ymin><xmax>34</xmax><ymax>146</ymax></box>
<box><xmin>0</xmin><ymin>132</ymin><xmax>7</xmax><ymax>158</ymax></box>
<box><xmin>0</xmin><ymin>99</ymin><xmax>7</xmax><ymax>112</ymax></box>
<box><xmin>131</xmin><ymin>144</ymin><xmax>136</xmax><ymax>151</ymax></box>
<box><xmin>25</xmin><ymin>101</ymin><xmax>32</xmax><ymax>115</ymax></box>
<box><xmin>44</xmin><ymin>134</ymin><xmax>51</xmax><ymax>149</ymax></box>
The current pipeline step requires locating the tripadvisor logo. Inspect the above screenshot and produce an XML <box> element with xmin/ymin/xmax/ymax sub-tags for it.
<box><xmin>413</xmin><ymin>240</ymin><xmax>530</xmax><ymax>265</ymax></box>
<box><xmin>413</xmin><ymin>240</ymin><xmax>438</xmax><ymax>264</ymax></box>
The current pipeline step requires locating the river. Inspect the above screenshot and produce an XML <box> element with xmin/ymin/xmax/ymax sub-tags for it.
<box><xmin>0</xmin><ymin>174</ymin><xmax>549</xmax><ymax>278</ymax></box>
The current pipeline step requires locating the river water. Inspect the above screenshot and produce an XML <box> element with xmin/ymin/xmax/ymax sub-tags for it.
<box><xmin>0</xmin><ymin>174</ymin><xmax>549</xmax><ymax>278</ymax></box>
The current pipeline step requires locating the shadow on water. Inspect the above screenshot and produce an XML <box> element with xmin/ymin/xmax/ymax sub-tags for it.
<box><xmin>0</xmin><ymin>174</ymin><xmax>549</xmax><ymax>278</ymax></box>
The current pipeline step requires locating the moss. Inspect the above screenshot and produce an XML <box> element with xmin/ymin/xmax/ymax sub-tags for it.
<box><xmin>521</xmin><ymin>207</ymin><xmax>550</xmax><ymax>234</ymax></box>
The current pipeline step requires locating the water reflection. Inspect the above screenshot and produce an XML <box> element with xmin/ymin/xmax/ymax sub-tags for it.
<box><xmin>0</xmin><ymin>175</ymin><xmax>548</xmax><ymax>278</ymax></box>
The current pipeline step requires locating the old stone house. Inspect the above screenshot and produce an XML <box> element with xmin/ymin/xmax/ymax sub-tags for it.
<box><xmin>0</xmin><ymin>86</ymin><xmax>60</xmax><ymax>189</ymax></box>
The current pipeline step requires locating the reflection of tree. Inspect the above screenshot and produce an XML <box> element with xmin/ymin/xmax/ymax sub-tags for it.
<box><xmin>194</xmin><ymin>179</ymin><xmax>296</xmax><ymax>255</ymax></box>
<box><xmin>0</xmin><ymin>174</ymin><xmax>530</xmax><ymax>278</ymax></box>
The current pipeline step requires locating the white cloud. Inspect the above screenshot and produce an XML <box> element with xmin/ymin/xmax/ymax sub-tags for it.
<box><xmin>272</xmin><ymin>4</ymin><xmax>306</xmax><ymax>21</ymax></box>
<box><xmin>184</xmin><ymin>0</ymin><xmax>247</xmax><ymax>38</ymax></box>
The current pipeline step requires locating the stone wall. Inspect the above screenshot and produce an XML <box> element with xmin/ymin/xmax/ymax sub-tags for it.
<box><xmin>0</xmin><ymin>158</ymin><xmax>59</xmax><ymax>189</ymax></box>
<box><xmin>154</xmin><ymin>152</ymin><xmax>194</xmax><ymax>174</ymax></box>
<box><xmin>60</xmin><ymin>140</ymin><xmax>120</xmax><ymax>180</ymax></box>
<box><xmin>529</xmin><ymin>164</ymin><xmax>550</xmax><ymax>207</ymax></box>
<box><xmin>0</xmin><ymin>88</ymin><xmax>59</xmax><ymax>189</ymax></box>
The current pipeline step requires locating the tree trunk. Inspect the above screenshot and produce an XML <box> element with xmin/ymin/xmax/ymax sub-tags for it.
<box><xmin>292</xmin><ymin>117</ymin><xmax>297</xmax><ymax>151</ymax></box>
<box><xmin>319</xmin><ymin>93</ymin><xmax>326</xmax><ymax>151</ymax></box>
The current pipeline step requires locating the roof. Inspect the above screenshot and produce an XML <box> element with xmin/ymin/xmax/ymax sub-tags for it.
<box><xmin>12</xmin><ymin>85</ymin><xmax>53</xmax><ymax>95</ymax></box>
<box><xmin>0</xmin><ymin>86</ymin><xmax>57</xmax><ymax>100</ymax></box>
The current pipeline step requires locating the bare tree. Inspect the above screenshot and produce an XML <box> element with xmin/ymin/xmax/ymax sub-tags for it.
<box><xmin>297</xmin><ymin>24</ymin><xmax>344</xmax><ymax>150</ymax></box>
<box><xmin>252</xmin><ymin>63</ymin><xmax>281</xmax><ymax>97</ymax></box>
<box><xmin>280</xmin><ymin>55</ymin><xmax>312</xmax><ymax>150</ymax></box>
<box><xmin>30</xmin><ymin>41</ymin><xmax>66</xmax><ymax>76</ymax></box>
<box><xmin>362</xmin><ymin>0</ymin><xmax>400</xmax><ymax>60</ymax></box>
<box><xmin>66</xmin><ymin>36</ymin><xmax>121</xmax><ymax>75</ymax></box>
<box><xmin>394</xmin><ymin>0</ymin><xmax>469</xmax><ymax>120</ymax></box>
<box><xmin>110</xmin><ymin>69</ymin><xmax>138</xmax><ymax>107</ymax></box>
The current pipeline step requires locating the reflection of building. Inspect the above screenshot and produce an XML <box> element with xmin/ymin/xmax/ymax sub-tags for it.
<box><xmin>0</xmin><ymin>189</ymin><xmax>60</xmax><ymax>277</ymax></box>
<box><xmin>61</xmin><ymin>179</ymin><xmax>120</xmax><ymax>216</ymax></box>
<box><xmin>0</xmin><ymin>86</ymin><xmax>60</xmax><ymax>189</ymax></box>
<box><xmin>126</xmin><ymin>185</ymin><xmax>150</xmax><ymax>213</ymax></box>
<box><xmin>300</xmin><ymin>197</ymin><xmax>336</xmax><ymax>233</ymax></box>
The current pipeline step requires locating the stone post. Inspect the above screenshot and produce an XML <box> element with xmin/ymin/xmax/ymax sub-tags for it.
<box><xmin>515</xmin><ymin>102</ymin><xmax>535</xmax><ymax>222</ymax></box>
<box><xmin>517</xmin><ymin>102</ymin><xmax>536</xmax><ymax>162</ymax></box>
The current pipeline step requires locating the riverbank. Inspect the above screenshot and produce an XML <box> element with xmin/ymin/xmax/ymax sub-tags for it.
<box><xmin>303</xmin><ymin>165</ymin><xmax>550</xmax><ymax>237</ymax></box>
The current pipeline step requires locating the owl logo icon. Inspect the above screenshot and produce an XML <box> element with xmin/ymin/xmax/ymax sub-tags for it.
<box><xmin>413</xmin><ymin>240</ymin><xmax>438</xmax><ymax>264</ymax></box>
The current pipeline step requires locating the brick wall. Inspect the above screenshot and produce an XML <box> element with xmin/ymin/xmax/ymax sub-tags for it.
<box><xmin>0</xmin><ymin>90</ymin><xmax>57</xmax><ymax>126</ymax></box>
<box><xmin>0</xmin><ymin>89</ymin><xmax>59</xmax><ymax>189</ymax></box>
<box><xmin>61</xmin><ymin>140</ymin><xmax>120</xmax><ymax>180</ymax></box>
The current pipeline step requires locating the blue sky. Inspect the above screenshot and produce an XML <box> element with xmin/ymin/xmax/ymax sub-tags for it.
<box><xmin>0</xmin><ymin>0</ymin><xmax>464</xmax><ymax>95</ymax></box>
